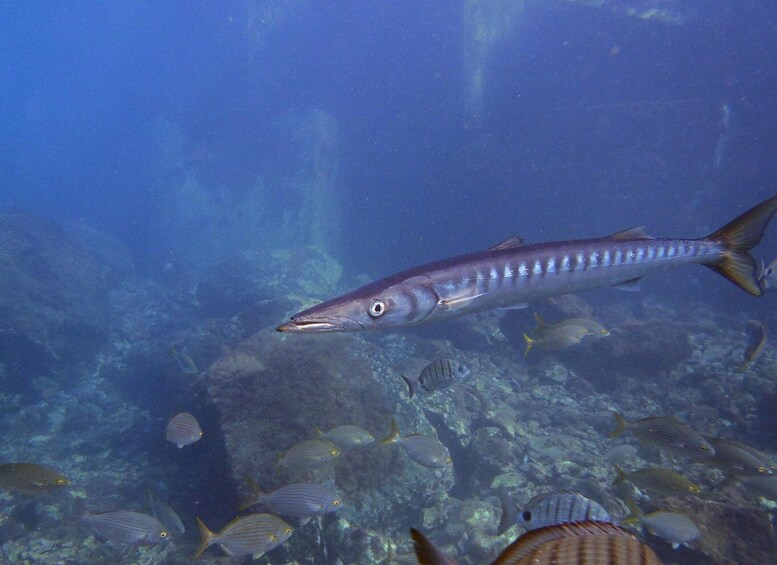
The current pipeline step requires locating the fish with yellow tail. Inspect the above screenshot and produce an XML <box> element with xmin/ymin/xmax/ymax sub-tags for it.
<box><xmin>279</xmin><ymin>196</ymin><xmax>777</xmax><ymax>333</ymax></box>
<box><xmin>738</xmin><ymin>319</ymin><xmax>767</xmax><ymax>371</ymax></box>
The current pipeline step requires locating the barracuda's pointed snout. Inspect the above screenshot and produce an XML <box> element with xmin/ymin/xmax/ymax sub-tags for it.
<box><xmin>277</xmin><ymin>275</ymin><xmax>440</xmax><ymax>333</ymax></box>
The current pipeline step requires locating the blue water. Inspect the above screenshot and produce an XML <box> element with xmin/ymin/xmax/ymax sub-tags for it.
<box><xmin>2</xmin><ymin>2</ymin><xmax>777</xmax><ymax>563</ymax></box>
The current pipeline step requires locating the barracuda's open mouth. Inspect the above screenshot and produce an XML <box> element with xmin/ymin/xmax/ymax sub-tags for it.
<box><xmin>276</xmin><ymin>317</ymin><xmax>365</xmax><ymax>333</ymax></box>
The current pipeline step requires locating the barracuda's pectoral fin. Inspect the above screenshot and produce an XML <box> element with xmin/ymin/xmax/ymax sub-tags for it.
<box><xmin>486</xmin><ymin>235</ymin><xmax>524</xmax><ymax>251</ymax></box>
<box><xmin>607</xmin><ymin>226</ymin><xmax>654</xmax><ymax>240</ymax></box>
<box><xmin>612</xmin><ymin>277</ymin><xmax>644</xmax><ymax>292</ymax></box>
<box><xmin>440</xmin><ymin>292</ymin><xmax>486</xmax><ymax>309</ymax></box>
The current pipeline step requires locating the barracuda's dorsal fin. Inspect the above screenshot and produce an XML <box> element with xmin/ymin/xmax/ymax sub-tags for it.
<box><xmin>486</xmin><ymin>236</ymin><xmax>524</xmax><ymax>251</ymax></box>
<box><xmin>607</xmin><ymin>226</ymin><xmax>654</xmax><ymax>240</ymax></box>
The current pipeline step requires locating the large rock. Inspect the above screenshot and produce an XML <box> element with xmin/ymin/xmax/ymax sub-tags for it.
<box><xmin>0</xmin><ymin>212</ymin><xmax>132</xmax><ymax>392</ymax></box>
<box><xmin>205</xmin><ymin>329</ymin><xmax>456</xmax><ymax>537</ymax></box>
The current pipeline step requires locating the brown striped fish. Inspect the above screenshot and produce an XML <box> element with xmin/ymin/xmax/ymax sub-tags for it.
<box><xmin>0</xmin><ymin>462</ymin><xmax>70</xmax><ymax>494</ymax></box>
<box><xmin>613</xmin><ymin>465</ymin><xmax>701</xmax><ymax>496</ymax></box>
<box><xmin>279</xmin><ymin>439</ymin><xmax>341</xmax><ymax>468</ymax></box>
<box><xmin>166</xmin><ymin>412</ymin><xmax>203</xmax><ymax>448</ymax></box>
<box><xmin>609</xmin><ymin>412</ymin><xmax>714</xmax><ymax>458</ymax></box>
<box><xmin>278</xmin><ymin>196</ymin><xmax>777</xmax><ymax>333</ymax></box>
<box><xmin>194</xmin><ymin>513</ymin><xmax>293</xmax><ymax>559</ymax></box>
<box><xmin>705</xmin><ymin>437</ymin><xmax>774</xmax><ymax>476</ymax></box>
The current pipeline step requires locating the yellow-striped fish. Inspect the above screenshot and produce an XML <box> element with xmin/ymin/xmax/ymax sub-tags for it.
<box><xmin>0</xmin><ymin>463</ymin><xmax>70</xmax><ymax>494</ymax></box>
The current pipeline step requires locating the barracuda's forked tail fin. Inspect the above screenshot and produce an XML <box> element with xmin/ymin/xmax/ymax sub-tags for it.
<box><xmin>705</xmin><ymin>196</ymin><xmax>777</xmax><ymax>295</ymax></box>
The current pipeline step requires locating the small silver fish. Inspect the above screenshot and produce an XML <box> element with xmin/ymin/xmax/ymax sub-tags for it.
<box><xmin>402</xmin><ymin>359</ymin><xmax>470</xmax><ymax>399</ymax></box>
<box><xmin>624</xmin><ymin>501</ymin><xmax>700</xmax><ymax>548</ymax></box>
<box><xmin>83</xmin><ymin>511</ymin><xmax>170</xmax><ymax>546</ymax></box>
<box><xmin>166</xmin><ymin>412</ymin><xmax>203</xmax><ymax>448</ymax></box>
<box><xmin>738</xmin><ymin>320</ymin><xmax>767</xmax><ymax>371</ymax></box>
<box><xmin>170</xmin><ymin>345</ymin><xmax>198</xmax><ymax>374</ymax></box>
<box><xmin>382</xmin><ymin>419</ymin><xmax>452</xmax><ymax>468</ymax></box>
<box><xmin>147</xmin><ymin>490</ymin><xmax>185</xmax><ymax>535</ymax></box>
<box><xmin>316</xmin><ymin>425</ymin><xmax>375</xmax><ymax>448</ymax></box>
<box><xmin>279</xmin><ymin>439</ymin><xmax>341</xmax><ymax>468</ymax></box>
<box><xmin>194</xmin><ymin>513</ymin><xmax>293</xmax><ymax>559</ymax></box>
<box><xmin>520</xmin><ymin>492</ymin><xmax>611</xmax><ymax>531</ymax></box>
<box><xmin>240</xmin><ymin>479</ymin><xmax>342</xmax><ymax>520</ymax></box>
<box><xmin>609</xmin><ymin>411</ymin><xmax>714</xmax><ymax>458</ymax></box>
<box><xmin>603</xmin><ymin>444</ymin><xmax>638</xmax><ymax>465</ymax></box>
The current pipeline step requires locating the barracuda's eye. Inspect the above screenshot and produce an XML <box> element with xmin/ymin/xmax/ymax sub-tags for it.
<box><xmin>369</xmin><ymin>298</ymin><xmax>387</xmax><ymax>318</ymax></box>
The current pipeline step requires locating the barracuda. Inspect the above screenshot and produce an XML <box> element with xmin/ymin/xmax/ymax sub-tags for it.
<box><xmin>277</xmin><ymin>196</ymin><xmax>777</xmax><ymax>333</ymax></box>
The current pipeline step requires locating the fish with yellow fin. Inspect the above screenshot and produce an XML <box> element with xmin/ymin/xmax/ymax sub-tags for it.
<box><xmin>738</xmin><ymin>319</ymin><xmax>767</xmax><ymax>371</ymax></box>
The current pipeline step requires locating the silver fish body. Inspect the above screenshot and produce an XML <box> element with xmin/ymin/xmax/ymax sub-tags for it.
<box><xmin>609</xmin><ymin>412</ymin><xmax>714</xmax><ymax>459</ymax></box>
<box><xmin>147</xmin><ymin>491</ymin><xmax>185</xmax><ymax>535</ymax></box>
<box><xmin>637</xmin><ymin>512</ymin><xmax>700</xmax><ymax>547</ymax></box>
<box><xmin>706</xmin><ymin>437</ymin><xmax>773</xmax><ymax>476</ymax></box>
<box><xmin>398</xmin><ymin>435</ymin><xmax>452</xmax><ymax>468</ymax></box>
<box><xmin>317</xmin><ymin>425</ymin><xmax>375</xmax><ymax>448</ymax></box>
<box><xmin>278</xmin><ymin>197</ymin><xmax>777</xmax><ymax>333</ymax></box>
<box><xmin>83</xmin><ymin>511</ymin><xmax>170</xmax><ymax>545</ymax></box>
<box><xmin>602</xmin><ymin>444</ymin><xmax>638</xmax><ymax>465</ymax></box>
<box><xmin>194</xmin><ymin>514</ymin><xmax>293</xmax><ymax>559</ymax></box>
<box><xmin>520</xmin><ymin>492</ymin><xmax>611</xmax><ymax>531</ymax></box>
<box><xmin>244</xmin><ymin>482</ymin><xmax>342</xmax><ymax>517</ymax></box>
<box><xmin>382</xmin><ymin>419</ymin><xmax>452</xmax><ymax>468</ymax></box>
<box><xmin>279</xmin><ymin>439</ymin><xmax>341</xmax><ymax>468</ymax></box>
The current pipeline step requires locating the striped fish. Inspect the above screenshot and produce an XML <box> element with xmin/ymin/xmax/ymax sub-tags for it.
<box><xmin>317</xmin><ymin>425</ymin><xmax>375</xmax><ymax>448</ymax></box>
<box><xmin>0</xmin><ymin>463</ymin><xmax>70</xmax><ymax>494</ymax></box>
<box><xmin>613</xmin><ymin>466</ymin><xmax>701</xmax><ymax>496</ymax></box>
<box><xmin>705</xmin><ymin>437</ymin><xmax>774</xmax><ymax>476</ymax></box>
<box><xmin>279</xmin><ymin>439</ymin><xmax>341</xmax><ymax>468</ymax></box>
<box><xmin>493</xmin><ymin>522</ymin><xmax>661</xmax><ymax>565</ymax></box>
<box><xmin>520</xmin><ymin>492</ymin><xmax>612</xmax><ymax>531</ymax></box>
<box><xmin>402</xmin><ymin>359</ymin><xmax>470</xmax><ymax>398</ymax></box>
<box><xmin>382</xmin><ymin>419</ymin><xmax>452</xmax><ymax>468</ymax></box>
<box><xmin>194</xmin><ymin>513</ymin><xmax>293</xmax><ymax>560</ymax></box>
<box><xmin>83</xmin><ymin>511</ymin><xmax>170</xmax><ymax>545</ymax></box>
<box><xmin>165</xmin><ymin>412</ymin><xmax>203</xmax><ymax>448</ymax></box>
<box><xmin>609</xmin><ymin>412</ymin><xmax>714</xmax><ymax>458</ymax></box>
<box><xmin>239</xmin><ymin>479</ymin><xmax>342</xmax><ymax>519</ymax></box>
<box><xmin>278</xmin><ymin>196</ymin><xmax>777</xmax><ymax>333</ymax></box>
